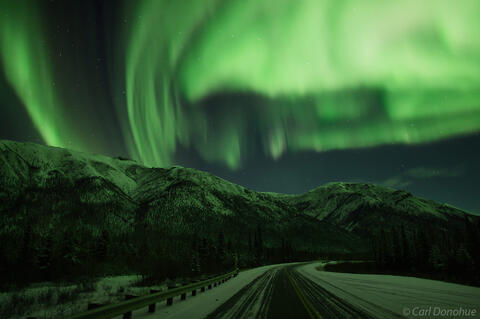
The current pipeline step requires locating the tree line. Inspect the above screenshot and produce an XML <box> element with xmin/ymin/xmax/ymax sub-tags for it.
<box><xmin>371</xmin><ymin>215</ymin><xmax>480</xmax><ymax>285</ymax></box>
<box><xmin>0</xmin><ymin>220</ymin><xmax>323</xmax><ymax>287</ymax></box>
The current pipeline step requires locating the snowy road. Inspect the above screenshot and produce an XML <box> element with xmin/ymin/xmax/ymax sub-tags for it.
<box><xmin>208</xmin><ymin>262</ymin><xmax>480</xmax><ymax>319</ymax></box>
<box><xmin>208</xmin><ymin>263</ymin><xmax>373</xmax><ymax>319</ymax></box>
<box><xmin>297</xmin><ymin>262</ymin><xmax>480</xmax><ymax>319</ymax></box>
<box><xmin>111</xmin><ymin>264</ymin><xmax>289</xmax><ymax>319</ymax></box>
<box><xmin>112</xmin><ymin>262</ymin><xmax>480</xmax><ymax>319</ymax></box>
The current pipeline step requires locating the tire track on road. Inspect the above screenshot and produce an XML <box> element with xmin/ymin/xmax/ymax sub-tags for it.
<box><xmin>206</xmin><ymin>267</ymin><xmax>280</xmax><ymax>319</ymax></box>
<box><xmin>294</xmin><ymin>266</ymin><xmax>405</xmax><ymax>318</ymax></box>
<box><xmin>289</xmin><ymin>268</ymin><xmax>373</xmax><ymax>319</ymax></box>
<box><xmin>207</xmin><ymin>263</ymin><xmax>401</xmax><ymax>319</ymax></box>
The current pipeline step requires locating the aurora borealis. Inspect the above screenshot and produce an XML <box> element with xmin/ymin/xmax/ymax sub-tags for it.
<box><xmin>125</xmin><ymin>0</ymin><xmax>480</xmax><ymax>168</ymax></box>
<box><xmin>0</xmin><ymin>0</ymin><xmax>479</xmax><ymax>212</ymax></box>
<box><xmin>0</xmin><ymin>1</ymin><xmax>81</xmax><ymax>149</ymax></box>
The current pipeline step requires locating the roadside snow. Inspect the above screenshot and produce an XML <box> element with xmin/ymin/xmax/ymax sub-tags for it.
<box><xmin>111</xmin><ymin>264</ymin><xmax>283</xmax><ymax>319</ymax></box>
<box><xmin>5</xmin><ymin>275</ymin><xmax>147</xmax><ymax>319</ymax></box>
<box><xmin>298</xmin><ymin>262</ymin><xmax>480</xmax><ymax>319</ymax></box>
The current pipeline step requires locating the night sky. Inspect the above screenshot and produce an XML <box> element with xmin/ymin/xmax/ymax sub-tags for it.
<box><xmin>0</xmin><ymin>0</ymin><xmax>479</xmax><ymax>214</ymax></box>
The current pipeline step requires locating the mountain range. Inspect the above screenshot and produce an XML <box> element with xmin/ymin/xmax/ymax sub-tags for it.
<box><xmin>0</xmin><ymin>139</ymin><xmax>477</xmax><ymax>281</ymax></box>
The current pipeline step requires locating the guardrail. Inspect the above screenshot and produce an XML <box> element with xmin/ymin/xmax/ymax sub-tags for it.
<box><xmin>62</xmin><ymin>269</ymin><xmax>239</xmax><ymax>319</ymax></box>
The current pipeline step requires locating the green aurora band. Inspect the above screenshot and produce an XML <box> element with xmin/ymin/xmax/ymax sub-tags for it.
<box><xmin>0</xmin><ymin>0</ymin><xmax>87</xmax><ymax>150</ymax></box>
<box><xmin>126</xmin><ymin>0</ymin><xmax>480</xmax><ymax>168</ymax></box>
<box><xmin>2</xmin><ymin>0</ymin><xmax>480</xmax><ymax>169</ymax></box>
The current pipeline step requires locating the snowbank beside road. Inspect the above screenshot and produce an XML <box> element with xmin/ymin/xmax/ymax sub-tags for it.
<box><xmin>111</xmin><ymin>264</ymin><xmax>284</xmax><ymax>319</ymax></box>
<box><xmin>297</xmin><ymin>262</ymin><xmax>480</xmax><ymax>318</ymax></box>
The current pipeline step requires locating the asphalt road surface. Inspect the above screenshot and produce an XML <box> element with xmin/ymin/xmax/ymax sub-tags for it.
<box><xmin>112</xmin><ymin>262</ymin><xmax>480</xmax><ymax>319</ymax></box>
<box><xmin>205</xmin><ymin>263</ymin><xmax>480</xmax><ymax>319</ymax></box>
<box><xmin>206</xmin><ymin>264</ymin><xmax>375</xmax><ymax>319</ymax></box>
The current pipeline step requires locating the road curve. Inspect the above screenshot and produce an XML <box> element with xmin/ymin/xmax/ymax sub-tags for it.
<box><xmin>297</xmin><ymin>262</ymin><xmax>480</xmax><ymax>319</ymax></box>
<box><xmin>206</xmin><ymin>262</ymin><xmax>480</xmax><ymax>319</ymax></box>
<box><xmin>112</xmin><ymin>262</ymin><xmax>480</xmax><ymax>319</ymax></box>
<box><xmin>206</xmin><ymin>263</ymin><xmax>373</xmax><ymax>319</ymax></box>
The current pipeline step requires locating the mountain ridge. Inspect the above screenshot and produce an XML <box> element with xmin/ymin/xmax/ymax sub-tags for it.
<box><xmin>0</xmin><ymin>139</ymin><xmax>473</xmax><ymax>211</ymax></box>
<box><xmin>2</xmin><ymin>139</ymin><xmax>479</xmax><ymax>285</ymax></box>
<box><xmin>0</xmin><ymin>139</ymin><xmax>477</xmax><ymax>277</ymax></box>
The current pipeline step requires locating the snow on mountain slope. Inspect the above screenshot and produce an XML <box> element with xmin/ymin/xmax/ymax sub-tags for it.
<box><xmin>0</xmin><ymin>140</ymin><xmax>475</xmax><ymax>245</ymax></box>
<box><xmin>0</xmin><ymin>140</ymin><xmax>138</xmax><ymax>195</ymax></box>
<box><xmin>291</xmin><ymin>182</ymin><xmax>468</xmax><ymax>233</ymax></box>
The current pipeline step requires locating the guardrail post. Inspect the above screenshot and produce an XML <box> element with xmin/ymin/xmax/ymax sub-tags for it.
<box><xmin>87</xmin><ymin>303</ymin><xmax>103</xmax><ymax>310</ymax></box>
<box><xmin>123</xmin><ymin>295</ymin><xmax>138</xmax><ymax>319</ymax></box>
<box><xmin>62</xmin><ymin>269</ymin><xmax>238</xmax><ymax>319</ymax></box>
<box><xmin>149</xmin><ymin>289</ymin><xmax>161</xmax><ymax>313</ymax></box>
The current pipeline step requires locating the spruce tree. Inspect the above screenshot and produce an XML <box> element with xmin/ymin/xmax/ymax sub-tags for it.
<box><xmin>36</xmin><ymin>233</ymin><xmax>53</xmax><ymax>279</ymax></box>
<box><xmin>400</xmin><ymin>225</ymin><xmax>410</xmax><ymax>269</ymax></box>
<box><xmin>379</xmin><ymin>229</ymin><xmax>388</xmax><ymax>269</ymax></box>
<box><xmin>391</xmin><ymin>228</ymin><xmax>401</xmax><ymax>269</ymax></box>
<box><xmin>95</xmin><ymin>229</ymin><xmax>109</xmax><ymax>262</ymax></box>
<box><xmin>217</xmin><ymin>231</ymin><xmax>226</xmax><ymax>271</ymax></box>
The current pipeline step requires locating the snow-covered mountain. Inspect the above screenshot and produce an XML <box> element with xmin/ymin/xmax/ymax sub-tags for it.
<box><xmin>0</xmin><ymin>140</ymin><xmax>475</xmax><ymax>255</ymax></box>
<box><xmin>291</xmin><ymin>182</ymin><xmax>469</xmax><ymax>234</ymax></box>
